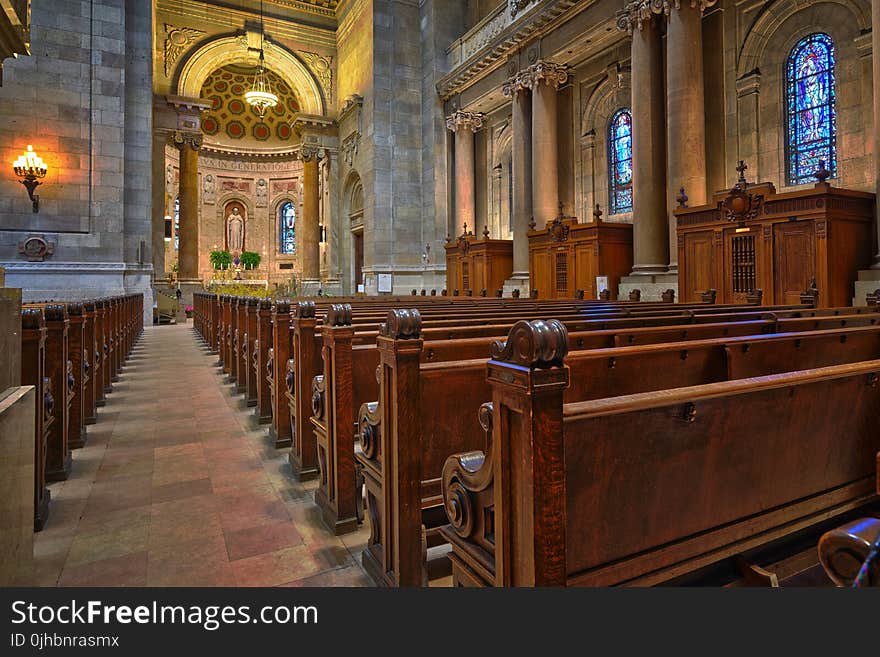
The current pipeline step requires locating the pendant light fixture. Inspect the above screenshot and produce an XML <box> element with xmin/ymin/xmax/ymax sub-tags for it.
<box><xmin>244</xmin><ymin>0</ymin><xmax>278</xmax><ymax>117</ymax></box>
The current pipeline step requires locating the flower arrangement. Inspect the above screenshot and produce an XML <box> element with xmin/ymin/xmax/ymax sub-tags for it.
<box><xmin>240</xmin><ymin>251</ymin><xmax>262</xmax><ymax>270</ymax></box>
<box><xmin>209</xmin><ymin>250</ymin><xmax>233</xmax><ymax>270</ymax></box>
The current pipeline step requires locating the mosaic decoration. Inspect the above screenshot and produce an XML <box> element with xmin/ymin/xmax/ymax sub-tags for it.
<box><xmin>200</xmin><ymin>65</ymin><xmax>300</xmax><ymax>145</ymax></box>
<box><xmin>786</xmin><ymin>33</ymin><xmax>836</xmax><ymax>185</ymax></box>
<box><xmin>608</xmin><ymin>108</ymin><xmax>633</xmax><ymax>215</ymax></box>
<box><xmin>279</xmin><ymin>201</ymin><xmax>296</xmax><ymax>254</ymax></box>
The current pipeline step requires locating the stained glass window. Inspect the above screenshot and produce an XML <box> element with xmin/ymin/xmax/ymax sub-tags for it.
<box><xmin>786</xmin><ymin>33</ymin><xmax>836</xmax><ymax>185</ymax></box>
<box><xmin>173</xmin><ymin>196</ymin><xmax>180</xmax><ymax>250</ymax></box>
<box><xmin>608</xmin><ymin>109</ymin><xmax>633</xmax><ymax>215</ymax></box>
<box><xmin>279</xmin><ymin>201</ymin><xmax>296</xmax><ymax>254</ymax></box>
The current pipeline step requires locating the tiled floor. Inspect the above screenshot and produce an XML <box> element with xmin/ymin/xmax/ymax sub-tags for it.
<box><xmin>32</xmin><ymin>322</ymin><xmax>377</xmax><ymax>587</ymax></box>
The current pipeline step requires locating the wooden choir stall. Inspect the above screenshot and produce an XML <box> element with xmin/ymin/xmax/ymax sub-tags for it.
<box><xmin>445</xmin><ymin>228</ymin><xmax>513</xmax><ymax>295</ymax></box>
<box><xmin>529</xmin><ymin>205</ymin><xmax>633</xmax><ymax>299</ymax></box>
<box><xmin>675</xmin><ymin>164</ymin><xmax>874</xmax><ymax>307</ymax></box>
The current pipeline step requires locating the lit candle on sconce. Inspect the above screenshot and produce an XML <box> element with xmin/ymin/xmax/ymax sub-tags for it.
<box><xmin>13</xmin><ymin>145</ymin><xmax>48</xmax><ymax>213</ymax></box>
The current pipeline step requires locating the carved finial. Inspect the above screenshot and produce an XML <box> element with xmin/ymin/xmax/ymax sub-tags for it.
<box><xmin>445</xmin><ymin>233</ymin><xmax>451</xmax><ymax>244</ymax></box>
<box><xmin>676</xmin><ymin>187</ymin><xmax>688</xmax><ymax>208</ymax></box>
<box><xmin>462</xmin><ymin>222</ymin><xmax>469</xmax><ymax>237</ymax></box>
<box><xmin>593</xmin><ymin>204</ymin><xmax>603</xmax><ymax>223</ymax></box>
<box><xmin>814</xmin><ymin>160</ymin><xmax>831</xmax><ymax>183</ymax></box>
<box><xmin>44</xmin><ymin>303</ymin><xmax>67</xmax><ymax>321</ymax></box>
<box><xmin>661</xmin><ymin>289</ymin><xmax>675</xmax><ymax>303</ymax></box>
<box><xmin>528</xmin><ymin>216</ymin><xmax>536</xmax><ymax>231</ymax></box>
<box><xmin>701</xmin><ymin>289</ymin><xmax>717</xmax><ymax>304</ymax></box>
<box><xmin>411</xmin><ymin>289</ymin><xmax>418</xmax><ymax>296</ymax></box>
<box><xmin>325</xmin><ymin>303</ymin><xmax>352</xmax><ymax>327</ymax></box>
<box><xmin>293</xmin><ymin>300</ymin><xmax>314</xmax><ymax>318</ymax></box>
<box><xmin>480</xmin><ymin>288</ymin><xmax>487</xmax><ymax>297</ymax></box>
<box><xmin>489</xmin><ymin>319</ymin><xmax>569</xmax><ymax>368</ymax></box>
<box><xmin>21</xmin><ymin>307</ymin><xmax>44</xmax><ymax>329</ymax></box>
<box><xmin>379</xmin><ymin>309</ymin><xmax>422</xmax><ymax>339</ymax></box>
<box><xmin>482</xmin><ymin>225</ymin><xmax>490</xmax><ymax>239</ymax></box>
<box><xmin>736</xmin><ymin>160</ymin><xmax>748</xmax><ymax>184</ymax></box>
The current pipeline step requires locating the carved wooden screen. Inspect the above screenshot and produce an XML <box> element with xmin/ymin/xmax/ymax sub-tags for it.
<box><xmin>461</xmin><ymin>261</ymin><xmax>470</xmax><ymax>291</ymax></box>
<box><xmin>731</xmin><ymin>234</ymin><xmax>756</xmax><ymax>293</ymax></box>
<box><xmin>555</xmin><ymin>252</ymin><xmax>568</xmax><ymax>294</ymax></box>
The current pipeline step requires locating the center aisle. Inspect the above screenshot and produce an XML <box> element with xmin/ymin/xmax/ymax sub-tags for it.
<box><xmin>32</xmin><ymin>322</ymin><xmax>372</xmax><ymax>587</ymax></box>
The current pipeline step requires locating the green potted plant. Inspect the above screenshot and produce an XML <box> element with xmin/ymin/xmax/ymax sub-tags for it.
<box><xmin>240</xmin><ymin>251</ymin><xmax>261</xmax><ymax>270</ymax></box>
<box><xmin>209</xmin><ymin>250</ymin><xmax>232</xmax><ymax>270</ymax></box>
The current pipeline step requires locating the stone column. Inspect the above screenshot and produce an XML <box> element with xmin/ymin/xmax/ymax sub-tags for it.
<box><xmin>873</xmin><ymin>0</ymin><xmax>880</xmax><ymax>267</ymax></box>
<box><xmin>502</xmin><ymin>75</ymin><xmax>532</xmax><ymax>278</ymax></box>
<box><xmin>173</xmin><ymin>131</ymin><xmax>202</xmax><ymax>281</ymax></box>
<box><xmin>529</xmin><ymin>61</ymin><xmax>568</xmax><ymax>228</ymax></box>
<box><xmin>301</xmin><ymin>146</ymin><xmax>321</xmax><ymax>282</ymax></box>
<box><xmin>666</xmin><ymin>0</ymin><xmax>714</xmax><ymax>273</ymax></box>
<box><xmin>446</xmin><ymin>110</ymin><xmax>483</xmax><ymax>235</ymax></box>
<box><xmin>151</xmin><ymin>131</ymin><xmax>167</xmax><ymax>281</ymax></box>
<box><xmin>618</xmin><ymin>3</ymin><xmax>668</xmax><ymax>275</ymax></box>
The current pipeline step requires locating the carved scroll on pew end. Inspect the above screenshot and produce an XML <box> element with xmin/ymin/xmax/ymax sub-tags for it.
<box><xmin>629</xmin><ymin>289</ymin><xmax>641</xmax><ymax>302</ymax></box>
<box><xmin>599</xmin><ymin>289</ymin><xmax>611</xmax><ymax>301</ymax></box>
<box><xmin>746</xmin><ymin>289</ymin><xmax>763</xmax><ymax>305</ymax></box>
<box><xmin>379</xmin><ymin>309</ymin><xmax>422</xmax><ymax>340</ymax></box>
<box><xmin>800</xmin><ymin>278</ymin><xmax>819</xmax><ymax>308</ymax></box>
<box><xmin>818</xmin><ymin>517</ymin><xmax>880</xmax><ymax>586</ymax></box>
<box><xmin>701</xmin><ymin>289</ymin><xmax>717</xmax><ymax>304</ymax></box>
<box><xmin>272</xmin><ymin>299</ymin><xmax>291</xmax><ymax>315</ymax></box>
<box><xmin>22</xmin><ymin>307</ymin><xmax>44</xmax><ymax>329</ymax></box>
<box><xmin>489</xmin><ymin>319</ymin><xmax>569</xmax><ymax>369</ymax></box>
<box><xmin>325</xmin><ymin>303</ymin><xmax>352</xmax><ymax>327</ymax></box>
<box><xmin>661</xmin><ymin>289</ymin><xmax>675</xmax><ymax>303</ymax></box>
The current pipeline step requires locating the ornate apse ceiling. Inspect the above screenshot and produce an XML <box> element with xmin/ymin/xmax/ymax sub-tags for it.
<box><xmin>200</xmin><ymin>64</ymin><xmax>300</xmax><ymax>148</ymax></box>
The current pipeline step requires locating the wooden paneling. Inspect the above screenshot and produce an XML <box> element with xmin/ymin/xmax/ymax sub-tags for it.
<box><xmin>676</xmin><ymin>181</ymin><xmax>874</xmax><ymax>306</ymax></box>
<box><xmin>529</xmin><ymin>219</ymin><xmax>633</xmax><ymax>299</ymax></box>
<box><xmin>445</xmin><ymin>237</ymin><xmax>513</xmax><ymax>294</ymax></box>
<box><xmin>774</xmin><ymin>222</ymin><xmax>816</xmax><ymax>305</ymax></box>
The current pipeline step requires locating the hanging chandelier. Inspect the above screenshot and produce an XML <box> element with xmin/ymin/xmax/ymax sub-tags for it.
<box><xmin>244</xmin><ymin>0</ymin><xmax>278</xmax><ymax>117</ymax></box>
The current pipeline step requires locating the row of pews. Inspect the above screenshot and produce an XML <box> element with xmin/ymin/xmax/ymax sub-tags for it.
<box><xmin>191</xmin><ymin>290</ymin><xmax>880</xmax><ymax>587</ymax></box>
<box><xmin>21</xmin><ymin>294</ymin><xmax>143</xmax><ymax>531</ymax></box>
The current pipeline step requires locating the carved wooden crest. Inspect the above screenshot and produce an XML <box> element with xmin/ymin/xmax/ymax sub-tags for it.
<box><xmin>457</xmin><ymin>233</ymin><xmax>471</xmax><ymax>254</ymax></box>
<box><xmin>547</xmin><ymin>203</ymin><xmax>575</xmax><ymax>242</ymax></box>
<box><xmin>722</xmin><ymin>161</ymin><xmax>763</xmax><ymax>225</ymax></box>
<box><xmin>18</xmin><ymin>235</ymin><xmax>55</xmax><ymax>261</ymax></box>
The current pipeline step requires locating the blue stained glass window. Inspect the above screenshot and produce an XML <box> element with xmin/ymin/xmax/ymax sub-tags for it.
<box><xmin>608</xmin><ymin>109</ymin><xmax>633</xmax><ymax>215</ymax></box>
<box><xmin>279</xmin><ymin>201</ymin><xmax>296</xmax><ymax>254</ymax></box>
<box><xmin>786</xmin><ymin>33</ymin><xmax>837</xmax><ymax>185</ymax></box>
<box><xmin>173</xmin><ymin>196</ymin><xmax>180</xmax><ymax>251</ymax></box>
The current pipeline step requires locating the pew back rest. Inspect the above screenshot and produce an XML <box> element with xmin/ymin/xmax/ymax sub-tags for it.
<box><xmin>561</xmin><ymin>362</ymin><xmax>880</xmax><ymax>584</ymax></box>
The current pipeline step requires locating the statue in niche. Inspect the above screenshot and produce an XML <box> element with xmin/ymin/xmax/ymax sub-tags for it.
<box><xmin>226</xmin><ymin>206</ymin><xmax>245</xmax><ymax>253</ymax></box>
<box><xmin>203</xmin><ymin>174</ymin><xmax>215</xmax><ymax>205</ymax></box>
<box><xmin>256</xmin><ymin>178</ymin><xmax>268</xmax><ymax>207</ymax></box>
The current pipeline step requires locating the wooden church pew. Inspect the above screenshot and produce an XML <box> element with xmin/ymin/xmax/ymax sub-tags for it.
<box><xmin>356</xmin><ymin>311</ymin><xmax>880</xmax><ymax>586</ymax></box>
<box><xmin>20</xmin><ymin>307</ymin><xmax>51</xmax><ymax>531</ymax></box>
<box><xmin>440</xmin><ymin>320</ymin><xmax>880</xmax><ymax>587</ymax></box>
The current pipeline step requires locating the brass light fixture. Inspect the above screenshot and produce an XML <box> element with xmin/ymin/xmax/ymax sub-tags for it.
<box><xmin>244</xmin><ymin>0</ymin><xmax>278</xmax><ymax>118</ymax></box>
<box><xmin>13</xmin><ymin>145</ymin><xmax>47</xmax><ymax>213</ymax></box>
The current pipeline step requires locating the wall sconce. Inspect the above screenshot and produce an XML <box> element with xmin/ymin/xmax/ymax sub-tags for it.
<box><xmin>164</xmin><ymin>216</ymin><xmax>173</xmax><ymax>242</ymax></box>
<box><xmin>13</xmin><ymin>145</ymin><xmax>47</xmax><ymax>213</ymax></box>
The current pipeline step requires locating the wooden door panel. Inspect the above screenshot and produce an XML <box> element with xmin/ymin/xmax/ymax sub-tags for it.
<box><xmin>684</xmin><ymin>231</ymin><xmax>715</xmax><ymax>302</ymax></box>
<box><xmin>774</xmin><ymin>222</ymin><xmax>815</xmax><ymax>305</ymax></box>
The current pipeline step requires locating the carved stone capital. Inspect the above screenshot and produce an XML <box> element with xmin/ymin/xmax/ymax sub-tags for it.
<box><xmin>503</xmin><ymin>60</ymin><xmax>569</xmax><ymax>96</ymax></box>
<box><xmin>172</xmin><ymin>130</ymin><xmax>202</xmax><ymax>151</ymax></box>
<box><xmin>617</xmin><ymin>0</ymin><xmax>716</xmax><ymax>31</ymax></box>
<box><xmin>446</xmin><ymin>110</ymin><xmax>485</xmax><ymax>133</ymax></box>
<box><xmin>299</xmin><ymin>144</ymin><xmax>323</xmax><ymax>162</ymax></box>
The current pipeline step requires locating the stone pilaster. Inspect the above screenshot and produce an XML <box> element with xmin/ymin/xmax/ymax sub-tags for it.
<box><xmin>172</xmin><ymin>130</ymin><xmax>202</xmax><ymax>282</ymax></box>
<box><xmin>446</xmin><ymin>110</ymin><xmax>484</xmax><ymax>236</ymax></box>
<box><xmin>665</xmin><ymin>0</ymin><xmax>714</xmax><ymax>273</ymax></box>
<box><xmin>502</xmin><ymin>74</ymin><xmax>532</xmax><ymax>279</ymax></box>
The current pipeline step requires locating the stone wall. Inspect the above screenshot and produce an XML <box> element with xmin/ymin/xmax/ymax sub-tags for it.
<box><xmin>0</xmin><ymin>0</ymin><xmax>153</xmax><ymax>322</ymax></box>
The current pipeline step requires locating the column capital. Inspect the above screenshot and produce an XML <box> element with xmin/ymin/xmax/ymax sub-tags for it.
<box><xmin>502</xmin><ymin>60</ymin><xmax>569</xmax><ymax>96</ymax></box>
<box><xmin>617</xmin><ymin>0</ymin><xmax>717</xmax><ymax>32</ymax></box>
<box><xmin>171</xmin><ymin>130</ymin><xmax>202</xmax><ymax>151</ymax></box>
<box><xmin>446</xmin><ymin>110</ymin><xmax>484</xmax><ymax>132</ymax></box>
<box><xmin>299</xmin><ymin>144</ymin><xmax>324</xmax><ymax>162</ymax></box>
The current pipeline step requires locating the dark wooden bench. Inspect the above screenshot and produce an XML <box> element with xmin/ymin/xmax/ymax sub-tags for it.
<box><xmin>440</xmin><ymin>320</ymin><xmax>880</xmax><ymax>586</ymax></box>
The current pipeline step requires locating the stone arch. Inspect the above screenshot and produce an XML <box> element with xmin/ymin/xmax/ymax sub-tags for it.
<box><xmin>176</xmin><ymin>34</ymin><xmax>325</xmax><ymax>115</ymax></box>
<box><xmin>581</xmin><ymin>74</ymin><xmax>632</xmax><ymax>221</ymax></box>
<box><xmin>737</xmin><ymin>0</ymin><xmax>869</xmax><ymax>77</ymax></box>
<box><xmin>343</xmin><ymin>170</ymin><xmax>365</xmax><ymax>292</ymax></box>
